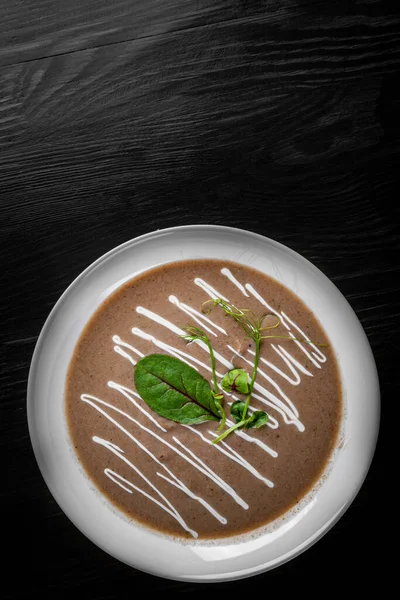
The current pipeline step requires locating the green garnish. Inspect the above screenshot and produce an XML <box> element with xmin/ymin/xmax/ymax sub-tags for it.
<box><xmin>202</xmin><ymin>299</ymin><xmax>276</xmax><ymax>443</ymax></box>
<box><xmin>134</xmin><ymin>354</ymin><xmax>220</xmax><ymax>424</ymax></box>
<box><xmin>230</xmin><ymin>401</ymin><xmax>269</xmax><ymax>429</ymax></box>
<box><xmin>134</xmin><ymin>298</ymin><xmax>328</xmax><ymax>444</ymax></box>
<box><xmin>221</xmin><ymin>369</ymin><xmax>250</xmax><ymax>394</ymax></box>
<box><xmin>181</xmin><ymin>325</ymin><xmax>227</xmax><ymax>430</ymax></box>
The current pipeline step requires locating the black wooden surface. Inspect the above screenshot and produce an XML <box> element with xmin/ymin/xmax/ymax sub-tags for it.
<box><xmin>1</xmin><ymin>0</ymin><xmax>397</xmax><ymax>595</ymax></box>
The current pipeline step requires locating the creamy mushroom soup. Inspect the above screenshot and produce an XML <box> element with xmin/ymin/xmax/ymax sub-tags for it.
<box><xmin>66</xmin><ymin>259</ymin><xmax>342</xmax><ymax>540</ymax></box>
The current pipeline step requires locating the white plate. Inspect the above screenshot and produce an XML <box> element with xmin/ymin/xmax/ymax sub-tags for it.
<box><xmin>27</xmin><ymin>225</ymin><xmax>380</xmax><ymax>582</ymax></box>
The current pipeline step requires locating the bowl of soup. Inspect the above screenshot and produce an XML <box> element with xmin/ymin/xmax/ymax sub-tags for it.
<box><xmin>27</xmin><ymin>225</ymin><xmax>380</xmax><ymax>581</ymax></box>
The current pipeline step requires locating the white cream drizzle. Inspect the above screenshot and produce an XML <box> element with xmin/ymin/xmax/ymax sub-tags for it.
<box><xmin>104</xmin><ymin>468</ymin><xmax>134</xmax><ymax>493</ymax></box>
<box><xmin>220</xmin><ymin>267</ymin><xmax>250</xmax><ymax>297</ymax></box>
<box><xmin>113</xmin><ymin>346</ymin><xmax>137</xmax><ymax>366</ymax></box>
<box><xmin>81</xmin><ymin>393</ymin><xmax>248</xmax><ymax>513</ymax></box>
<box><xmin>112</xmin><ymin>335</ymin><xmax>144</xmax><ymax>366</ymax></box>
<box><xmin>227</xmin><ymin>345</ymin><xmax>300</xmax><ymax>419</ymax></box>
<box><xmin>244</xmin><ymin>283</ymin><xmax>326</xmax><ymax>369</ymax></box>
<box><xmin>103</xmin><ymin>465</ymin><xmax>200</xmax><ymax>537</ymax></box>
<box><xmin>79</xmin><ymin>265</ymin><xmax>330</xmax><ymax>538</ymax></box>
<box><xmin>218</xmin><ymin>439</ymin><xmax>274</xmax><ymax>487</ymax></box>
<box><xmin>169</xmin><ymin>295</ymin><xmax>228</xmax><ymax>336</ymax></box>
<box><xmin>262</xmin><ymin>344</ymin><xmax>313</xmax><ymax>383</ymax></box>
<box><xmin>223</xmin><ymin>344</ymin><xmax>304</xmax><ymax>430</ymax></box>
<box><xmin>94</xmin><ymin>439</ymin><xmax>197</xmax><ymax>538</ymax></box>
<box><xmin>135</xmin><ymin>306</ymin><xmax>233</xmax><ymax>370</ymax></box>
<box><xmin>194</xmin><ymin>278</ymin><xmax>229</xmax><ymax>301</ymax></box>
<box><xmin>83</xmin><ymin>399</ymin><xmax>232</xmax><ymax>537</ymax></box>
<box><xmin>107</xmin><ymin>380</ymin><xmax>167</xmax><ymax>432</ymax></box>
<box><xmin>131</xmin><ymin>327</ymin><xmax>210</xmax><ymax>374</ymax></box>
<box><xmin>184</xmin><ymin>426</ymin><xmax>274</xmax><ymax>486</ymax></box>
<box><xmin>281</xmin><ymin>311</ymin><xmax>327</xmax><ymax>364</ymax></box>
<box><xmin>113</xmin><ymin>335</ymin><xmax>144</xmax><ymax>358</ymax></box>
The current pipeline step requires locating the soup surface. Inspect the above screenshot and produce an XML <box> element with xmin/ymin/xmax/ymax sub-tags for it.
<box><xmin>66</xmin><ymin>259</ymin><xmax>342</xmax><ymax>539</ymax></box>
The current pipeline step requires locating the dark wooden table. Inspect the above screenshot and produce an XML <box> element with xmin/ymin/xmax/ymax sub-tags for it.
<box><xmin>2</xmin><ymin>0</ymin><xmax>397</xmax><ymax>595</ymax></box>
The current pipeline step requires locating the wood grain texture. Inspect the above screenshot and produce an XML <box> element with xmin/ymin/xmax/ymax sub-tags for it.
<box><xmin>1</xmin><ymin>0</ymin><xmax>398</xmax><ymax>596</ymax></box>
<box><xmin>1</xmin><ymin>8</ymin><xmax>398</xmax><ymax>206</ymax></box>
<box><xmin>0</xmin><ymin>0</ymin><xmax>228</xmax><ymax>66</ymax></box>
<box><xmin>1</xmin><ymin>0</ymin><xmax>399</xmax><ymax>66</ymax></box>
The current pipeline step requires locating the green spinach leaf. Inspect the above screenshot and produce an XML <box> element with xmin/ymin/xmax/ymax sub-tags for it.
<box><xmin>135</xmin><ymin>354</ymin><xmax>220</xmax><ymax>424</ymax></box>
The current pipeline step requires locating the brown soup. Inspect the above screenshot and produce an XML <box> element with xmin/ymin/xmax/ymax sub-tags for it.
<box><xmin>66</xmin><ymin>259</ymin><xmax>342</xmax><ymax>540</ymax></box>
